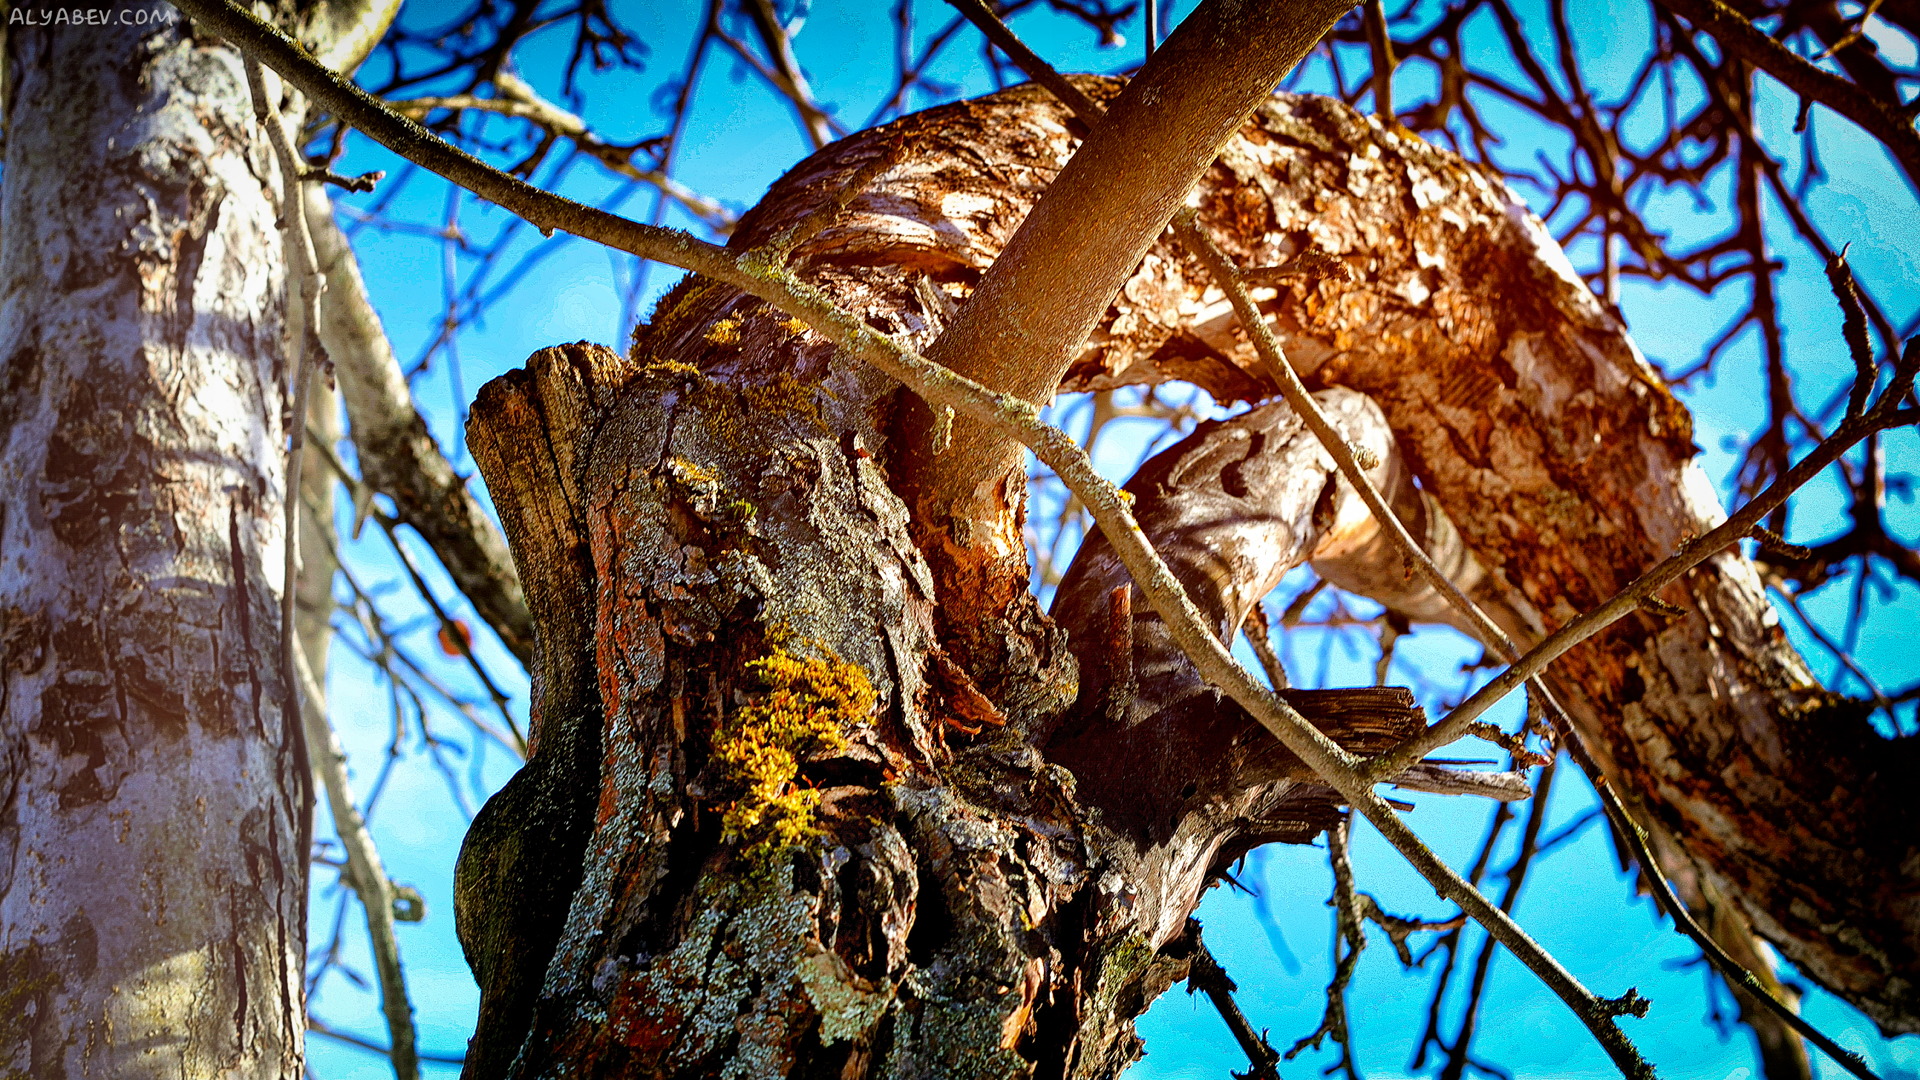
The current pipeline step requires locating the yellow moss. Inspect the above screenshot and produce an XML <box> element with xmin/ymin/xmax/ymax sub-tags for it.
<box><xmin>741</xmin><ymin>372</ymin><xmax>830</xmax><ymax>434</ymax></box>
<box><xmin>696</xmin><ymin>372</ymin><xmax>831</xmax><ymax>451</ymax></box>
<box><xmin>634</xmin><ymin>274</ymin><xmax>736</xmax><ymax>358</ymax></box>
<box><xmin>705</xmin><ymin>316</ymin><xmax>743</xmax><ymax>346</ymax></box>
<box><xmin>779</xmin><ymin>316</ymin><xmax>811</xmax><ymax>335</ymax></box>
<box><xmin>712</xmin><ymin>649</ymin><xmax>875</xmax><ymax>865</ymax></box>
<box><xmin>669</xmin><ymin>455</ymin><xmax>721</xmax><ymax>487</ymax></box>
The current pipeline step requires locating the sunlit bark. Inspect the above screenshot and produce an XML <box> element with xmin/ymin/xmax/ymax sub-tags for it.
<box><xmin>0</xmin><ymin>17</ymin><xmax>305</xmax><ymax>1077</ymax></box>
<box><xmin>455</xmin><ymin>81</ymin><xmax>1916</xmax><ymax>1079</ymax></box>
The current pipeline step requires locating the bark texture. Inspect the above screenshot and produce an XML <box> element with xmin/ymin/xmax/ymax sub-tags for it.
<box><xmin>460</xmin><ymin>335</ymin><xmax>1422</xmax><ymax>1079</ymax></box>
<box><xmin>745</xmin><ymin>82</ymin><xmax>1918</xmax><ymax>1031</ymax></box>
<box><xmin>0</xmin><ymin>15</ymin><xmax>306</xmax><ymax>1078</ymax></box>
<box><xmin>455</xmin><ymin>81</ymin><xmax>1918</xmax><ymax>1077</ymax></box>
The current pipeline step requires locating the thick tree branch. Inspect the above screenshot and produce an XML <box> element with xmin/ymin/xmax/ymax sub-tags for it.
<box><xmin>897</xmin><ymin>0</ymin><xmax>1358</xmax><ymax>653</ymax></box>
<box><xmin>1370</xmin><ymin>347</ymin><xmax>1916</xmax><ymax>777</ymax></box>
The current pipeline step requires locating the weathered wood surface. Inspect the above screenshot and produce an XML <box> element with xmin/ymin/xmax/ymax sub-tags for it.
<box><xmin>456</xmin><ymin>81</ymin><xmax>1916</xmax><ymax>1078</ymax></box>
<box><xmin>736</xmin><ymin>81</ymin><xmax>1916</xmax><ymax>1033</ymax></box>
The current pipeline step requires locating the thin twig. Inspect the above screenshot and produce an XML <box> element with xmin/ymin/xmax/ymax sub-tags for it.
<box><xmin>1441</xmin><ymin>756</ymin><xmax>1559</xmax><ymax>1080</ymax></box>
<box><xmin>945</xmin><ymin>0</ymin><xmax>1104</xmax><ymax>121</ymax></box>
<box><xmin>295</xmin><ymin>647</ymin><xmax>421</xmax><ymax>1080</ymax></box>
<box><xmin>1653</xmin><ymin>0</ymin><xmax>1920</xmax><ymax>194</ymax></box>
<box><xmin>391</xmin><ymin>70</ymin><xmax>734</xmax><ymax>230</ymax></box>
<box><xmin>308</xmin><ymin>1016</ymin><xmax>464</xmax><ymax>1067</ymax></box>
<box><xmin>253</xmin><ymin>65</ymin><xmax>418</xmax><ymax>1068</ymax></box>
<box><xmin>1243</xmin><ymin>601</ymin><xmax>1291</xmax><ymax>689</ymax></box>
<box><xmin>1188</xmin><ymin>922</ymin><xmax>1284</xmax><ymax>1080</ymax></box>
<box><xmin>1286</xmin><ymin>814</ymin><xmax>1365</xmax><ymax>1080</ymax></box>
<box><xmin>373</xmin><ymin>513</ymin><xmax>524</xmax><ymax>753</ymax></box>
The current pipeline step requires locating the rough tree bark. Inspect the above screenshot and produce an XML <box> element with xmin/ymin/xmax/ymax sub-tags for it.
<box><xmin>0</xmin><ymin>13</ymin><xmax>309</xmax><ymax>1077</ymax></box>
<box><xmin>0</xmin><ymin>1</ymin><xmax>407</xmax><ymax>1072</ymax></box>
<box><xmin>453</xmin><ymin>83</ymin><xmax>1916</xmax><ymax>1077</ymax></box>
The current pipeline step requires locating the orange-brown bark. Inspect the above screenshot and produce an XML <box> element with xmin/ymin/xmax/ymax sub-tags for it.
<box><xmin>457</xmin><ymin>80</ymin><xmax>1917</xmax><ymax>1078</ymax></box>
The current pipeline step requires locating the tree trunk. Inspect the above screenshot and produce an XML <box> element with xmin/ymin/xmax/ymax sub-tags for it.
<box><xmin>455</xmin><ymin>84</ymin><xmax>1917</xmax><ymax>1077</ymax></box>
<box><xmin>0</xmin><ymin>15</ymin><xmax>307</xmax><ymax>1078</ymax></box>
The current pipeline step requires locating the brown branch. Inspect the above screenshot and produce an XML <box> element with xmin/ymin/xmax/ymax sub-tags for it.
<box><xmin>944</xmin><ymin>0</ymin><xmax>1104</xmax><ymax>121</ymax></box>
<box><xmin>1653</xmin><ymin>0</ymin><xmax>1920</xmax><ymax>193</ymax></box>
<box><xmin>730</xmin><ymin>0</ymin><xmax>840</xmax><ymax>149</ymax></box>
<box><xmin>1286</xmin><ymin>815</ymin><xmax>1366</xmax><ymax>1080</ymax></box>
<box><xmin>1242</xmin><ymin>601</ymin><xmax>1291</xmax><ymax>689</ymax></box>
<box><xmin>898</xmin><ymin>0</ymin><xmax>1358</xmax><ymax>653</ymax></box>
<box><xmin>1363</xmin><ymin>0</ymin><xmax>1397</xmax><ymax>122</ymax></box>
<box><xmin>304</xmin><ymin>187</ymin><xmax>537</xmax><ymax>669</ymax></box>
<box><xmin>1440</xmin><ymin>756</ymin><xmax>1561</xmax><ymax>1080</ymax></box>
<box><xmin>1187</xmin><ymin>923</ymin><xmax>1284</xmax><ymax>1080</ymax></box>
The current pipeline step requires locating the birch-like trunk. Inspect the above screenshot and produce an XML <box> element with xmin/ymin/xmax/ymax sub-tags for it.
<box><xmin>455</xmin><ymin>83</ymin><xmax>1918</xmax><ymax>1077</ymax></box>
<box><xmin>0</xmin><ymin>16</ymin><xmax>306</xmax><ymax>1076</ymax></box>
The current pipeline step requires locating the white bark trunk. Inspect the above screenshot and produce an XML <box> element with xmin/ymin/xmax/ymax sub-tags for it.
<box><xmin>0</xmin><ymin>17</ymin><xmax>304</xmax><ymax>1077</ymax></box>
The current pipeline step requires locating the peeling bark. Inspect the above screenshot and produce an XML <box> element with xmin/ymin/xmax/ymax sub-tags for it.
<box><xmin>747</xmin><ymin>82</ymin><xmax>1918</xmax><ymax>1032</ymax></box>
<box><xmin>0</xmin><ymin>17</ymin><xmax>305</xmax><ymax>1078</ymax></box>
<box><xmin>456</xmin><ymin>80</ymin><xmax>1918</xmax><ymax>1077</ymax></box>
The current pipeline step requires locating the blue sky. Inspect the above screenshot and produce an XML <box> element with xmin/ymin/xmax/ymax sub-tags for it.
<box><xmin>300</xmin><ymin>2</ymin><xmax>1919</xmax><ymax>1076</ymax></box>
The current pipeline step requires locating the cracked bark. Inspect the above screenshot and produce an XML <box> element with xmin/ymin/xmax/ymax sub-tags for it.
<box><xmin>452</xmin><ymin>81</ymin><xmax>1917</xmax><ymax>1078</ymax></box>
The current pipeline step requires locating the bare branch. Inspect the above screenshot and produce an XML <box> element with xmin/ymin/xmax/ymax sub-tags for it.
<box><xmin>1186</xmin><ymin>922</ymin><xmax>1284</xmax><ymax>1080</ymax></box>
<box><xmin>295</xmin><ymin>646</ymin><xmax>421</xmax><ymax>1080</ymax></box>
<box><xmin>1286</xmin><ymin>815</ymin><xmax>1365</xmax><ymax>1080</ymax></box>
<box><xmin>304</xmin><ymin>185</ymin><xmax>536</xmax><ymax>668</ymax></box>
<box><xmin>391</xmin><ymin>70</ymin><xmax>735</xmax><ymax>230</ymax></box>
<box><xmin>945</xmin><ymin>0</ymin><xmax>1104</xmax><ymax>121</ymax></box>
<box><xmin>1653</xmin><ymin>0</ymin><xmax>1920</xmax><ymax>193</ymax></box>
